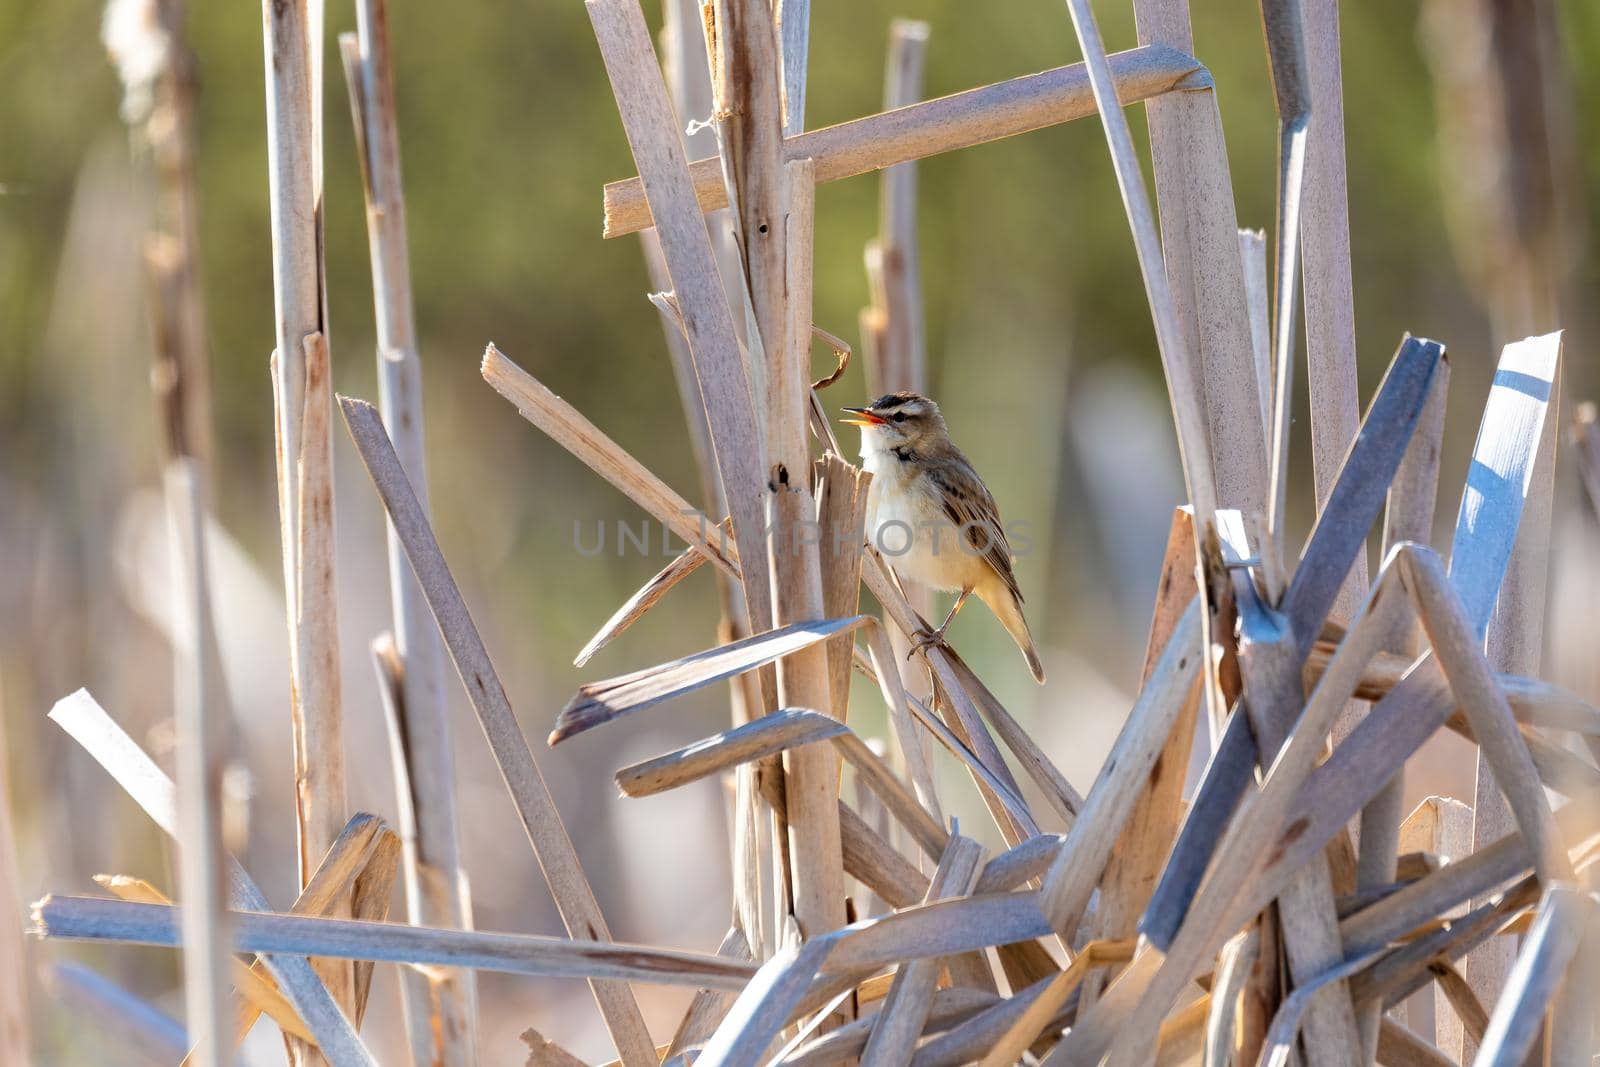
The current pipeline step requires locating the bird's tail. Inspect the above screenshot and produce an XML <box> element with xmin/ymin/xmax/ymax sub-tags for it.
<box><xmin>982</xmin><ymin>582</ymin><xmax>1046</xmax><ymax>684</ymax></box>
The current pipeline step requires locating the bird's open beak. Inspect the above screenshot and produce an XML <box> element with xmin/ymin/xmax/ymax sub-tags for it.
<box><xmin>840</xmin><ymin>406</ymin><xmax>886</xmax><ymax>427</ymax></box>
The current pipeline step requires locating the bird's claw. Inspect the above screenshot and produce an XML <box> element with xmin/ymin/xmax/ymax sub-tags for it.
<box><xmin>906</xmin><ymin>626</ymin><xmax>948</xmax><ymax>660</ymax></box>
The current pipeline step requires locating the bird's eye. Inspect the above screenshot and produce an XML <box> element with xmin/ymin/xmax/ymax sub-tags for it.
<box><xmin>891</xmin><ymin>412</ymin><xmax>907</xmax><ymax>423</ymax></box>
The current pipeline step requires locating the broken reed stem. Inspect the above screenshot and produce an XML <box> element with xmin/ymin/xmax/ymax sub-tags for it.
<box><xmin>768</xmin><ymin>158</ymin><xmax>847</xmax><ymax>941</ymax></box>
<box><xmin>35</xmin><ymin>895</ymin><xmax>758</xmax><ymax>991</ymax></box>
<box><xmin>777</xmin><ymin>0</ymin><xmax>810</xmax><ymax>136</ymax></box>
<box><xmin>262</xmin><ymin>5</ymin><xmax>347</xmax><ymax>994</ymax></box>
<box><xmin>602</xmin><ymin>44</ymin><xmax>1204</xmax><ymax>238</ymax></box>
<box><xmin>337</xmin><ymin>397</ymin><xmax>655</xmax><ymax>1066</ymax></box>
<box><xmin>1132</xmin><ymin>0</ymin><xmax>1268</xmax><ymax>520</ymax></box>
<box><xmin>164</xmin><ymin>460</ymin><xmax>229</xmax><ymax>1067</ymax></box>
<box><xmin>1297</xmin><ymin>0</ymin><xmax>1367</xmax><ymax>624</ymax></box>
<box><xmin>1356</xmin><ymin>356</ymin><xmax>1448</xmax><ymax>1061</ymax></box>
<box><xmin>337</xmin><ymin>4</ymin><xmax>474</xmax><ymax>1060</ymax></box>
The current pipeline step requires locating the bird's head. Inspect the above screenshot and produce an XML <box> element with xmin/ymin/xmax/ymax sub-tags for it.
<box><xmin>841</xmin><ymin>392</ymin><xmax>948</xmax><ymax>455</ymax></box>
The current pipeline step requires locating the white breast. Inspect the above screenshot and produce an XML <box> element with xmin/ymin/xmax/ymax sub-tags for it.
<box><xmin>861</xmin><ymin>445</ymin><xmax>987</xmax><ymax>594</ymax></box>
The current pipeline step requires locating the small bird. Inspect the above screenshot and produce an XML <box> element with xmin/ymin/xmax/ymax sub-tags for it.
<box><xmin>842</xmin><ymin>392</ymin><xmax>1046</xmax><ymax>684</ymax></box>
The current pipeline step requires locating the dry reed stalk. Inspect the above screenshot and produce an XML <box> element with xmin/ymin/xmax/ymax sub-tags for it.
<box><xmin>861</xmin><ymin>836</ymin><xmax>985</xmax><ymax>1066</ymax></box>
<box><xmin>815</xmin><ymin>456</ymin><xmax>869</xmax><ymax>736</ymax></box>
<box><xmin>162</xmin><ymin>460</ymin><xmax>228</xmax><ymax>1067</ymax></box>
<box><xmin>47</xmin><ymin>691</ymin><xmax>375</xmax><ymax>1065</ymax></box>
<box><xmin>1202</xmin><ymin>926</ymin><xmax>1259</xmax><ymax>1061</ymax></box>
<box><xmin>46</xmin><ymin>961</ymin><xmax>188</xmax><ymax>1065</ymax></box>
<box><xmin>938</xmin><ymin>650</ymin><xmax>1084</xmax><ymax>827</ymax></box>
<box><xmin>552</xmin><ymin>617</ymin><xmax>868</xmax><ymax>743</ymax></box>
<box><xmin>710</xmin><ymin>0</ymin><xmax>789</xmax><ymax>383</ymax></box>
<box><xmin>777</xmin><ymin>0</ymin><xmax>809</xmax><ymax>135</ymax></box>
<box><xmin>619</xmin><ymin>709</ymin><xmax>945</xmax><ymax>862</ymax></box>
<box><xmin>1395</xmin><ymin>795</ymin><xmax>1474</xmax><ymax>1057</ymax></box>
<box><xmin>336</xmin><ymin>2</ymin><xmax>474</xmax><ymax>1059</ymax></box>
<box><xmin>1256</xmin><ymin>0</ymin><xmax>1311</xmax><ymax>560</ymax></box>
<box><xmin>602</xmin><ymin>44</ymin><xmax>1204</xmax><ymax>238</ymax></box>
<box><xmin>858</xmin><ymin>625</ymin><xmax>940</xmax><ymax>822</ymax></box>
<box><xmin>646</xmin><ymin>1</ymin><xmax>770</xmax><ymax>965</ymax></box>
<box><xmin>1467</xmin><ymin>340</ymin><xmax>1564</xmax><ymax>1017</ymax></box>
<box><xmin>586</xmin><ymin>0</ymin><xmax>775</xmax><ymax>657</ymax></box>
<box><xmin>767</xmin><ymin>158</ymin><xmax>847</xmax><ymax>942</ymax></box>
<box><xmin>337</xmin><ymin>397</ymin><xmax>656</xmax><ymax>1065</ymax></box>
<box><xmin>1302</xmin><ymin>642</ymin><xmax>1600</xmax><ymax>733</ymax></box>
<box><xmin>1472</xmin><ymin>883</ymin><xmax>1594</xmax><ymax>1066</ymax></box>
<box><xmin>262</xmin><ymin>3</ymin><xmax>347</xmax><ymax>938</ymax></box>
<box><xmin>575</xmin><ymin>530</ymin><xmax>726</xmax><ymax>666</ymax></box>
<box><xmin>1238</xmin><ymin>229</ymin><xmax>1272</xmax><ymax>435</ymax></box>
<box><xmin>523</xmin><ymin>1029</ymin><xmax>591</xmax><ymax>1067</ymax></box>
<box><xmin>1297</xmin><ymin>0</ymin><xmax>1368</xmax><ymax>627</ymax></box>
<box><xmin>1133</xmin><ymin>0</ymin><xmax>1267</xmax><ymax>518</ymax></box>
<box><xmin>1399</xmin><ymin>551</ymin><xmax>1573</xmax><ymax>885</ymax></box>
<box><xmin>1352</xmin><ymin>356</ymin><xmax>1449</xmax><ymax>1062</ymax></box>
<box><xmin>34</xmin><ymin>896</ymin><xmax>759</xmax><ymax>990</ymax></box>
<box><xmin>1081</xmin><ymin>508</ymin><xmax>1203</xmax><ymax>1012</ymax></box>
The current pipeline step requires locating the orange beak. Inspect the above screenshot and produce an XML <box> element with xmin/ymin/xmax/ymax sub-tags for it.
<box><xmin>841</xmin><ymin>406</ymin><xmax>886</xmax><ymax>427</ymax></box>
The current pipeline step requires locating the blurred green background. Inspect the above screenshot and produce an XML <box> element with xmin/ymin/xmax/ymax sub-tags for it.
<box><xmin>4</xmin><ymin>0</ymin><xmax>1600</xmax><ymax>1062</ymax></box>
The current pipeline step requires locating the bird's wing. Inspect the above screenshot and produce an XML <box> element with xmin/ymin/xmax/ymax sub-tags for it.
<box><xmin>926</xmin><ymin>459</ymin><xmax>1024</xmax><ymax>604</ymax></box>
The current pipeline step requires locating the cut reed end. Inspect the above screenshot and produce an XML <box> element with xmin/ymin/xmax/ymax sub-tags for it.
<box><xmin>29</xmin><ymin>895</ymin><xmax>52</xmax><ymax>934</ymax></box>
<box><xmin>481</xmin><ymin>342</ymin><xmax>506</xmax><ymax>378</ymax></box>
<box><xmin>335</xmin><ymin>393</ymin><xmax>379</xmax><ymax>425</ymax></box>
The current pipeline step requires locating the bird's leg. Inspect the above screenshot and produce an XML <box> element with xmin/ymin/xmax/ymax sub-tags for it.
<box><xmin>908</xmin><ymin>589</ymin><xmax>971</xmax><ymax>658</ymax></box>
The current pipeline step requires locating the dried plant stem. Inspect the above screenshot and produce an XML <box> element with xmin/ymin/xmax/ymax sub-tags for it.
<box><xmin>262</xmin><ymin>8</ymin><xmax>347</xmax><ymax>1052</ymax></box>
<box><xmin>1298</xmin><ymin>0</ymin><xmax>1363</xmax><ymax>619</ymax></box>
<box><xmin>34</xmin><ymin>896</ymin><xmax>758</xmax><ymax>990</ymax></box>
<box><xmin>602</xmin><ymin>44</ymin><xmax>1204</xmax><ymax>238</ymax></box>
<box><xmin>1467</xmin><ymin>343</ymin><xmax>1563</xmax><ymax>1014</ymax></box>
<box><xmin>338</xmin><ymin>397</ymin><xmax>655</xmax><ymax>1065</ymax></box>
<box><xmin>1083</xmin><ymin>507</ymin><xmax>1203</xmax><ymax>1011</ymax></box>
<box><xmin>861</xmin><ymin>836</ymin><xmax>984</xmax><ymax>1066</ymax></box>
<box><xmin>1133</xmin><ymin>0</ymin><xmax>1266</xmax><ymax>517</ymax></box>
<box><xmin>1356</xmin><ymin>357</ymin><xmax>1448</xmax><ymax>1062</ymax></box>
<box><xmin>765</xmin><ymin>159</ymin><xmax>848</xmax><ymax>942</ymax></box>
<box><xmin>337</xmin><ymin>2</ymin><xmax>474</xmax><ymax>1060</ymax></box>
<box><xmin>164</xmin><ymin>460</ymin><xmax>229</xmax><ymax>1067</ymax></box>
